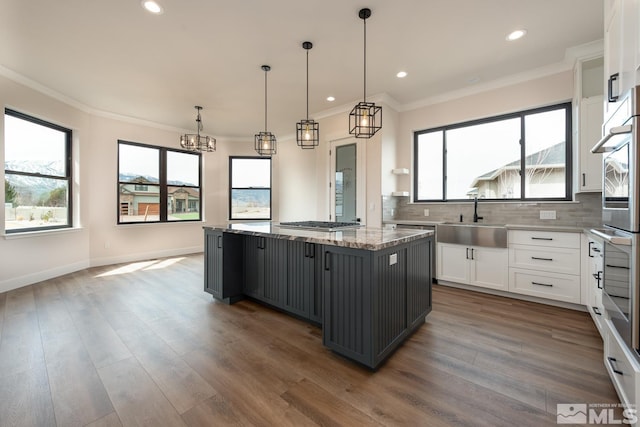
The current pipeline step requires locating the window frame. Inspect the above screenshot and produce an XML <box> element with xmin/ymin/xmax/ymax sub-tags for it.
<box><xmin>413</xmin><ymin>102</ymin><xmax>572</xmax><ymax>202</ymax></box>
<box><xmin>4</xmin><ymin>108</ymin><xmax>73</xmax><ymax>234</ymax></box>
<box><xmin>117</xmin><ymin>140</ymin><xmax>202</xmax><ymax>225</ymax></box>
<box><xmin>228</xmin><ymin>156</ymin><xmax>272</xmax><ymax>221</ymax></box>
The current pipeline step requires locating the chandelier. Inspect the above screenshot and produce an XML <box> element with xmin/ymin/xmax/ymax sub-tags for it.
<box><xmin>349</xmin><ymin>8</ymin><xmax>382</xmax><ymax>139</ymax></box>
<box><xmin>255</xmin><ymin>65</ymin><xmax>277</xmax><ymax>156</ymax></box>
<box><xmin>180</xmin><ymin>106</ymin><xmax>216</xmax><ymax>152</ymax></box>
<box><xmin>296</xmin><ymin>41</ymin><xmax>319</xmax><ymax>148</ymax></box>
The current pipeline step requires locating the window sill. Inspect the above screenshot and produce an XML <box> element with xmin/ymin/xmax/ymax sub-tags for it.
<box><xmin>3</xmin><ymin>226</ymin><xmax>83</xmax><ymax>240</ymax></box>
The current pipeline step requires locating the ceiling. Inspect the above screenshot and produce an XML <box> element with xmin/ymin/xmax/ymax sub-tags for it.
<box><xmin>0</xmin><ymin>0</ymin><xmax>603</xmax><ymax>140</ymax></box>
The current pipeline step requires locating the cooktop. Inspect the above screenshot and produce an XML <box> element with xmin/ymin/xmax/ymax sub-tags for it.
<box><xmin>278</xmin><ymin>221</ymin><xmax>361</xmax><ymax>231</ymax></box>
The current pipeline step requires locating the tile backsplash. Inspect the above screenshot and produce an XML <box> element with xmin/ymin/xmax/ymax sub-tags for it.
<box><xmin>382</xmin><ymin>192</ymin><xmax>602</xmax><ymax>228</ymax></box>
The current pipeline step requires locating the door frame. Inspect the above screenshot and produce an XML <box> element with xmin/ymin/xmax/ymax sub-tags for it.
<box><xmin>329</xmin><ymin>137</ymin><xmax>366</xmax><ymax>224</ymax></box>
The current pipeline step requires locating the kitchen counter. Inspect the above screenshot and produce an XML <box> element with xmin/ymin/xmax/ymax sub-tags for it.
<box><xmin>203</xmin><ymin>222</ymin><xmax>433</xmax><ymax>369</ymax></box>
<box><xmin>384</xmin><ymin>220</ymin><xmax>586</xmax><ymax>233</ymax></box>
<box><xmin>206</xmin><ymin>222</ymin><xmax>433</xmax><ymax>251</ymax></box>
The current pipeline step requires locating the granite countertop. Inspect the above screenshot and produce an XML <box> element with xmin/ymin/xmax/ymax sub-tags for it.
<box><xmin>204</xmin><ymin>222</ymin><xmax>434</xmax><ymax>251</ymax></box>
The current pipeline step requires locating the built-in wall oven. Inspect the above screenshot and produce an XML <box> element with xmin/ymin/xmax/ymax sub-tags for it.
<box><xmin>592</xmin><ymin>84</ymin><xmax>640</xmax><ymax>361</ymax></box>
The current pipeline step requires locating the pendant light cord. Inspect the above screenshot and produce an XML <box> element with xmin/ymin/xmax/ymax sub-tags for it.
<box><xmin>306</xmin><ymin>48</ymin><xmax>310</xmax><ymax>120</ymax></box>
<box><xmin>363</xmin><ymin>16</ymin><xmax>367</xmax><ymax>102</ymax></box>
<box><xmin>264</xmin><ymin>70</ymin><xmax>268</xmax><ymax>132</ymax></box>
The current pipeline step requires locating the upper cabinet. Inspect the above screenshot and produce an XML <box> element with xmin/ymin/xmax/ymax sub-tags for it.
<box><xmin>573</xmin><ymin>55</ymin><xmax>604</xmax><ymax>193</ymax></box>
<box><xmin>604</xmin><ymin>0</ymin><xmax>639</xmax><ymax>119</ymax></box>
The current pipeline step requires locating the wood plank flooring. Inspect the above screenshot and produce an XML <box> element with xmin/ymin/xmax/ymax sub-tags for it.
<box><xmin>0</xmin><ymin>253</ymin><xmax>619</xmax><ymax>426</ymax></box>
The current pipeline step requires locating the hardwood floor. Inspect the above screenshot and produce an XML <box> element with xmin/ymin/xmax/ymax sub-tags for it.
<box><xmin>0</xmin><ymin>253</ymin><xmax>619</xmax><ymax>426</ymax></box>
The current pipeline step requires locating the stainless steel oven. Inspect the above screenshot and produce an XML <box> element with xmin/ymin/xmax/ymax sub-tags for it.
<box><xmin>593</xmin><ymin>85</ymin><xmax>639</xmax><ymax>233</ymax></box>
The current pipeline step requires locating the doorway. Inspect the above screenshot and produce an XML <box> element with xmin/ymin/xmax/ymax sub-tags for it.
<box><xmin>329</xmin><ymin>138</ymin><xmax>366</xmax><ymax>224</ymax></box>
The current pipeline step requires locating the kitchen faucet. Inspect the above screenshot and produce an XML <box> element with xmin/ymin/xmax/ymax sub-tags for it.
<box><xmin>473</xmin><ymin>196</ymin><xmax>483</xmax><ymax>223</ymax></box>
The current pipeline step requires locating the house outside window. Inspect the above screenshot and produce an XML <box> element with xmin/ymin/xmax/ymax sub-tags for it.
<box><xmin>118</xmin><ymin>141</ymin><xmax>201</xmax><ymax>223</ymax></box>
<box><xmin>229</xmin><ymin>156</ymin><xmax>271</xmax><ymax>220</ymax></box>
<box><xmin>4</xmin><ymin>109</ymin><xmax>72</xmax><ymax>233</ymax></box>
<box><xmin>414</xmin><ymin>102</ymin><xmax>572</xmax><ymax>202</ymax></box>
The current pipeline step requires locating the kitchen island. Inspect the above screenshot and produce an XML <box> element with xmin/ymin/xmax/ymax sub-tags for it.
<box><xmin>203</xmin><ymin>222</ymin><xmax>433</xmax><ymax>369</ymax></box>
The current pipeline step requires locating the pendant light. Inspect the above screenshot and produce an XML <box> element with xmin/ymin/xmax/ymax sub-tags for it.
<box><xmin>296</xmin><ymin>41</ymin><xmax>319</xmax><ymax>149</ymax></box>
<box><xmin>349</xmin><ymin>7</ymin><xmax>382</xmax><ymax>139</ymax></box>
<box><xmin>255</xmin><ymin>65</ymin><xmax>277</xmax><ymax>156</ymax></box>
<box><xmin>180</xmin><ymin>106</ymin><xmax>216</xmax><ymax>152</ymax></box>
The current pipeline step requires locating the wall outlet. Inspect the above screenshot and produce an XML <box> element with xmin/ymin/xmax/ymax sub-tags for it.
<box><xmin>389</xmin><ymin>253</ymin><xmax>398</xmax><ymax>265</ymax></box>
<box><xmin>540</xmin><ymin>210</ymin><xmax>556</xmax><ymax>220</ymax></box>
<box><xmin>424</xmin><ymin>209</ymin><xmax>429</xmax><ymax>217</ymax></box>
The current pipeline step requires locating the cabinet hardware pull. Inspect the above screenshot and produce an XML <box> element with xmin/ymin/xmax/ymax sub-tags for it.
<box><xmin>308</xmin><ymin>243</ymin><xmax>315</xmax><ymax>258</ymax></box>
<box><xmin>596</xmin><ymin>271</ymin><xmax>602</xmax><ymax>289</ymax></box>
<box><xmin>582</xmin><ymin>173</ymin><xmax>586</xmax><ymax>187</ymax></box>
<box><xmin>607</xmin><ymin>356</ymin><xmax>624</xmax><ymax>376</ymax></box>
<box><xmin>531</xmin><ymin>281</ymin><xmax>553</xmax><ymax>287</ymax></box>
<box><xmin>531</xmin><ymin>237</ymin><xmax>553</xmax><ymax>241</ymax></box>
<box><xmin>466</xmin><ymin>248</ymin><xmax>470</xmax><ymax>260</ymax></box>
<box><xmin>324</xmin><ymin>251</ymin><xmax>331</xmax><ymax>271</ymax></box>
<box><xmin>588</xmin><ymin>241</ymin><xmax>594</xmax><ymax>257</ymax></box>
<box><xmin>606</xmin><ymin>264</ymin><xmax>630</xmax><ymax>270</ymax></box>
<box><xmin>593</xmin><ymin>307</ymin><xmax>602</xmax><ymax>316</ymax></box>
<box><xmin>217</xmin><ymin>235</ymin><xmax>222</xmax><ymax>249</ymax></box>
<box><xmin>470</xmin><ymin>248</ymin><xmax>474</xmax><ymax>260</ymax></box>
<box><xmin>531</xmin><ymin>256</ymin><xmax>553</xmax><ymax>261</ymax></box>
<box><xmin>608</xmin><ymin>73</ymin><xmax>619</xmax><ymax>102</ymax></box>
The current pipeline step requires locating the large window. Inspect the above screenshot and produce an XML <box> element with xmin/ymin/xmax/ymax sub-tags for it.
<box><xmin>229</xmin><ymin>156</ymin><xmax>271</xmax><ymax>220</ymax></box>
<box><xmin>118</xmin><ymin>140</ymin><xmax>201</xmax><ymax>223</ymax></box>
<box><xmin>4</xmin><ymin>109</ymin><xmax>72</xmax><ymax>233</ymax></box>
<box><xmin>414</xmin><ymin>103</ymin><xmax>572</xmax><ymax>201</ymax></box>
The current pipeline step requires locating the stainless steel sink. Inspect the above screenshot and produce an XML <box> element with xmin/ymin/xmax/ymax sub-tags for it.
<box><xmin>436</xmin><ymin>223</ymin><xmax>507</xmax><ymax>248</ymax></box>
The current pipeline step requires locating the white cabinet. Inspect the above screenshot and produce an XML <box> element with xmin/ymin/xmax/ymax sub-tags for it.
<box><xmin>584</xmin><ymin>233</ymin><xmax>605</xmax><ymax>337</ymax></box>
<box><xmin>577</xmin><ymin>95</ymin><xmax>604</xmax><ymax>192</ymax></box>
<box><xmin>604</xmin><ymin>318</ymin><xmax>640</xmax><ymax>412</ymax></box>
<box><xmin>604</xmin><ymin>0</ymin><xmax>639</xmax><ymax>118</ymax></box>
<box><xmin>508</xmin><ymin>230</ymin><xmax>582</xmax><ymax>304</ymax></box>
<box><xmin>437</xmin><ymin>243</ymin><xmax>508</xmax><ymax>291</ymax></box>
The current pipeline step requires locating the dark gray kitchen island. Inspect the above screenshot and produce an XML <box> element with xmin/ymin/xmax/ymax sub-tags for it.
<box><xmin>203</xmin><ymin>222</ymin><xmax>433</xmax><ymax>370</ymax></box>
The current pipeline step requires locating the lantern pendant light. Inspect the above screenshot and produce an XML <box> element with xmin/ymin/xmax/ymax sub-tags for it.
<box><xmin>349</xmin><ymin>7</ymin><xmax>382</xmax><ymax>139</ymax></box>
<box><xmin>255</xmin><ymin>65</ymin><xmax>277</xmax><ymax>156</ymax></box>
<box><xmin>180</xmin><ymin>106</ymin><xmax>216</xmax><ymax>152</ymax></box>
<box><xmin>296</xmin><ymin>41</ymin><xmax>319</xmax><ymax>149</ymax></box>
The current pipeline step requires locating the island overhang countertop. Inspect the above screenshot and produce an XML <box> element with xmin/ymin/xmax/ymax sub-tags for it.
<box><xmin>204</xmin><ymin>222</ymin><xmax>433</xmax><ymax>251</ymax></box>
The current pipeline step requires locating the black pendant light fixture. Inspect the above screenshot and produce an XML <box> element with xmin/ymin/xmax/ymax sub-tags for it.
<box><xmin>255</xmin><ymin>65</ymin><xmax>277</xmax><ymax>156</ymax></box>
<box><xmin>180</xmin><ymin>106</ymin><xmax>216</xmax><ymax>152</ymax></box>
<box><xmin>349</xmin><ymin>7</ymin><xmax>382</xmax><ymax>139</ymax></box>
<box><xmin>296</xmin><ymin>41</ymin><xmax>319</xmax><ymax>149</ymax></box>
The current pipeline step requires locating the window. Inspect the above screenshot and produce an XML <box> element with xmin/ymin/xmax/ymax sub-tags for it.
<box><xmin>118</xmin><ymin>140</ymin><xmax>201</xmax><ymax>223</ymax></box>
<box><xmin>414</xmin><ymin>103</ymin><xmax>571</xmax><ymax>202</ymax></box>
<box><xmin>229</xmin><ymin>156</ymin><xmax>271</xmax><ymax>220</ymax></box>
<box><xmin>4</xmin><ymin>109</ymin><xmax>72</xmax><ymax>233</ymax></box>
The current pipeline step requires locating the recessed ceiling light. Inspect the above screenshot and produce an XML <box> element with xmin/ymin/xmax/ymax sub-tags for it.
<box><xmin>142</xmin><ymin>1</ymin><xmax>164</xmax><ymax>14</ymax></box>
<box><xmin>327</xmin><ymin>96</ymin><xmax>335</xmax><ymax>102</ymax></box>
<box><xmin>396</xmin><ymin>71</ymin><xmax>407</xmax><ymax>78</ymax></box>
<box><xmin>506</xmin><ymin>29</ymin><xmax>527</xmax><ymax>41</ymax></box>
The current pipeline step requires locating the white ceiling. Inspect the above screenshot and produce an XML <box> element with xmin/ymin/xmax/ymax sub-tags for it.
<box><xmin>0</xmin><ymin>0</ymin><xmax>603</xmax><ymax>140</ymax></box>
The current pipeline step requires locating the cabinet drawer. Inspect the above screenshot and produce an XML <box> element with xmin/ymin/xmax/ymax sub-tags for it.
<box><xmin>508</xmin><ymin>268</ymin><xmax>580</xmax><ymax>303</ymax></box>
<box><xmin>605</xmin><ymin>319</ymin><xmax>638</xmax><ymax>408</ymax></box>
<box><xmin>509</xmin><ymin>230</ymin><xmax>580</xmax><ymax>249</ymax></box>
<box><xmin>509</xmin><ymin>245</ymin><xmax>580</xmax><ymax>275</ymax></box>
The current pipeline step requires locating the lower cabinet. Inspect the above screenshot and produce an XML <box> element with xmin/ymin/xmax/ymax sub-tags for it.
<box><xmin>323</xmin><ymin>237</ymin><xmax>432</xmax><ymax>369</ymax></box>
<box><xmin>508</xmin><ymin>230</ymin><xmax>581</xmax><ymax>304</ymax></box>
<box><xmin>204</xmin><ymin>229</ymin><xmax>243</xmax><ymax>303</ymax></box>
<box><xmin>286</xmin><ymin>241</ymin><xmax>322</xmax><ymax>323</ymax></box>
<box><xmin>604</xmin><ymin>319</ymin><xmax>640</xmax><ymax>412</ymax></box>
<box><xmin>437</xmin><ymin>243</ymin><xmax>508</xmax><ymax>291</ymax></box>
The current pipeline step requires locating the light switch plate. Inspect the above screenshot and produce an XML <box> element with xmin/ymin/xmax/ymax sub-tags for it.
<box><xmin>424</xmin><ymin>209</ymin><xmax>429</xmax><ymax>217</ymax></box>
<box><xmin>389</xmin><ymin>253</ymin><xmax>398</xmax><ymax>265</ymax></box>
<box><xmin>540</xmin><ymin>210</ymin><xmax>556</xmax><ymax>220</ymax></box>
